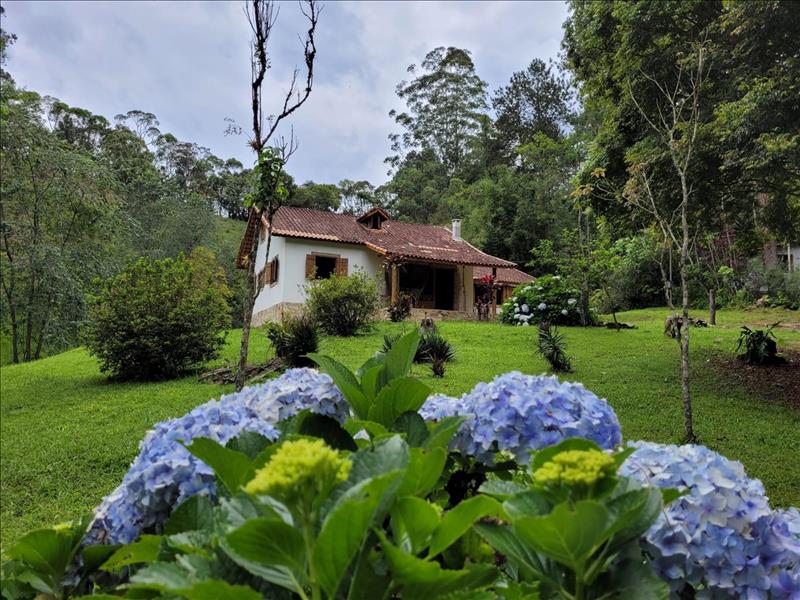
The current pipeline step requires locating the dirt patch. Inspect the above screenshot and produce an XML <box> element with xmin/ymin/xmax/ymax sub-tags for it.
<box><xmin>710</xmin><ymin>350</ymin><xmax>800</xmax><ymax>408</ymax></box>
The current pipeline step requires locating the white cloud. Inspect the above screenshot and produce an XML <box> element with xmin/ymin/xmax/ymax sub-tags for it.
<box><xmin>3</xmin><ymin>0</ymin><xmax>568</xmax><ymax>185</ymax></box>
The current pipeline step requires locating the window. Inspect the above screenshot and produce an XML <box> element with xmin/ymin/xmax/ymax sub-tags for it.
<box><xmin>306</xmin><ymin>254</ymin><xmax>348</xmax><ymax>279</ymax></box>
<box><xmin>257</xmin><ymin>257</ymin><xmax>279</xmax><ymax>291</ymax></box>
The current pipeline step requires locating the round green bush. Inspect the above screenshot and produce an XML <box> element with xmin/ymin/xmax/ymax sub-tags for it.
<box><xmin>499</xmin><ymin>274</ymin><xmax>586</xmax><ymax>326</ymax></box>
<box><xmin>305</xmin><ymin>271</ymin><xmax>379</xmax><ymax>336</ymax></box>
<box><xmin>86</xmin><ymin>248</ymin><xmax>231</xmax><ymax>380</ymax></box>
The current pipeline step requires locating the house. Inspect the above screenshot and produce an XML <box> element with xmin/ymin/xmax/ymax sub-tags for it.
<box><xmin>764</xmin><ymin>240</ymin><xmax>799</xmax><ymax>272</ymax></box>
<box><xmin>236</xmin><ymin>206</ymin><xmax>519</xmax><ymax>325</ymax></box>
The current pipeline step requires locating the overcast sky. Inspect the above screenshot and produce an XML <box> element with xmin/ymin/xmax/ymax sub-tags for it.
<box><xmin>3</xmin><ymin>1</ymin><xmax>568</xmax><ymax>185</ymax></box>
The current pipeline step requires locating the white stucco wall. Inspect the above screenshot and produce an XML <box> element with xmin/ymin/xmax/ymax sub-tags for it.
<box><xmin>252</xmin><ymin>236</ymin><xmax>385</xmax><ymax>318</ymax></box>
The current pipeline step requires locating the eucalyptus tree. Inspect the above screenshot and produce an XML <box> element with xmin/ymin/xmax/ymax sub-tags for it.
<box><xmin>387</xmin><ymin>46</ymin><xmax>488</xmax><ymax>177</ymax></box>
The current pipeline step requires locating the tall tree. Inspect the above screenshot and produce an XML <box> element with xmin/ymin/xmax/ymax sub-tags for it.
<box><xmin>235</xmin><ymin>0</ymin><xmax>319</xmax><ymax>391</ymax></box>
<box><xmin>289</xmin><ymin>181</ymin><xmax>341</xmax><ymax>212</ymax></box>
<box><xmin>387</xmin><ymin>47</ymin><xmax>488</xmax><ymax>176</ymax></box>
<box><xmin>492</xmin><ymin>59</ymin><xmax>573</xmax><ymax>162</ymax></box>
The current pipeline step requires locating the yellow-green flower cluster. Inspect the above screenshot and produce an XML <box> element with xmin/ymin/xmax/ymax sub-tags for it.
<box><xmin>533</xmin><ymin>449</ymin><xmax>616</xmax><ymax>488</ymax></box>
<box><xmin>245</xmin><ymin>439</ymin><xmax>351</xmax><ymax>500</ymax></box>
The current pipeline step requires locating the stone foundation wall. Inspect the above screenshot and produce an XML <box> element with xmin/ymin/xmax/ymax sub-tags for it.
<box><xmin>253</xmin><ymin>303</ymin><xmax>476</xmax><ymax>327</ymax></box>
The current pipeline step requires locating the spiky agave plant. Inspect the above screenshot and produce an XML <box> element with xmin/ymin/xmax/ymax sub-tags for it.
<box><xmin>536</xmin><ymin>322</ymin><xmax>572</xmax><ymax>373</ymax></box>
<box><xmin>266</xmin><ymin>313</ymin><xmax>319</xmax><ymax>367</ymax></box>
<box><xmin>422</xmin><ymin>333</ymin><xmax>456</xmax><ymax>377</ymax></box>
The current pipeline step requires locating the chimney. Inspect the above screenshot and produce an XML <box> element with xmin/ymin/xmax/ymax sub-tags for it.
<box><xmin>452</xmin><ymin>219</ymin><xmax>462</xmax><ymax>241</ymax></box>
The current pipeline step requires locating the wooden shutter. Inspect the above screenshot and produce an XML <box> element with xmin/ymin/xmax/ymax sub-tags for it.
<box><xmin>305</xmin><ymin>254</ymin><xmax>316</xmax><ymax>279</ymax></box>
<box><xmin>271</xmin><ymin>257</ymin><xmax>279</xmax><ymax>284</ymax></box>
<box><xmin>336</xmin><ymin>257</ymin><xmax>349</xmax><ymax>276</ymax></box>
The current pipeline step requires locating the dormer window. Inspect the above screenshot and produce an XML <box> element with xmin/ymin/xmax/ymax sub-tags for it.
<box><xmin>357</xmin><ymin>207</ymin><xmax>389</xmax><ymax>230</ymax></box>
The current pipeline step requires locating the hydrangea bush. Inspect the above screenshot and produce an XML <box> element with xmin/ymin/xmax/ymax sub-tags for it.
<box><xmin>621</xmin><ymin>441</ymin><xmax>800</xmax><ymax>598</ymax></box>
<box><xmin>498</xmin><ymin>274</ymin><xmax>584</xmax><ymax>326</ymax></box>
<box><xmin>86</xmin><ymin>368</ymin><xmax>346</xmax><ymax>544</ymax></box>
<box><xmin>419</xmin><ymin>371</ymin><xmax>622</xmax><ymax>464</ymax></box>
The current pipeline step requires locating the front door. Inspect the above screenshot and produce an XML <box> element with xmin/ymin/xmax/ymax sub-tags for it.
<box><xmin>434</xmin><ymin>268</ymin><xmax>455</xmax><ymax>310</ymax></box>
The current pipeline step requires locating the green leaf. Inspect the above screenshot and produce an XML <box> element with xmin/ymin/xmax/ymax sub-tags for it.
<box><xmin>225</xmin><ymin>518</ymin><xmax>306</xmax><ymax>574</ymax></box>
<box><xmin>397</xmin><ymin>447</ymin><xmax>447</xmax><ymax>497</ymax></box>
<box><xmin>359</xmin><ymin>363</ymin><xmax>385</xmax><ymax>402</ymax></box>
<box><xmin>165</xmin><ymin>494</ymin><xmax>214</xmax><ymax>534</ymax></box>
<box><xmin>478</xmin><ymin>480</ymin><xmax>527</xmax><ymax>501</ymax></box>
<box><xmin>101</xmin><ymin>535</ymin><xmax>164</xmax><ymax>571</ymax></box>
<box><xmin>660</xmin><ymin>487</ymin><xmax>686</xmax><ymax>505</ymax></box>
<box><xmin>392</xmin><ymin>411</ymin><xmax>430</xmax><ymax>446</ymax></box>
<box><xmin>513</xmin><ymin>501</ymin><xmax>611</xmax><ymax>575</ymax></box>
<box><xmin>346</xmin><ymin>435</ymin><xmax>410</xmax><ymax>485</ymax></box>
<box><xmin>356</xmin><ymin>353</ymin><xmax>386</xmax><ymax>379</ymax></box>
<box><xmin>309</xmin><ymin>353</ymin><xmax>370</xmax><ymax>418</ymax></box>
<box><xmin>219</xmin><ymin>537</ymin><xmax>299</xmax><ymax>593</ymax></box>
<box><xmin>368</xmin><ymin>377</ymin><xmax>431</xmax><ymax>426</ymax></box>
<box><xmin>391</xmin><ymin>496</ymin><xmax>441</xmax><ymax>553</ymax></box>
<box><xmin>5</xmin><ymin>517</ymin><xmax>88</xmax><ymax>579</ymax></box>
<box><xmin>313</xmin><ymin>471</ymin><xmax>404</xmax><ymax>598</ymax></box>
<box><xmin>81</xmin><ymin>544</ymin><xmax>120</xmax><ymax>572</ymax></box>
<box><xmin>183</xmin><ymin>438</ymin><xmax>252</xmax><ymax>495</ymax></box>
<box><xmin>378</xmin><ymin>532</ymin><xmax>498</xmax><ymax>599</ymax></box>
<box><xmin>295</xmin><ymin>412</ymin><xmax>358</xmax><ymax>451</ymax></box>
<box><xmin>177</xmin><ymin>579</ymin><xmax>263</xmax><ymax>600</ymax></box>
<box><xmin>383</xmin><ymin>330</ymin><xmax>421</xmax><ymax>382</ymax></box>
<box><xmin>503</xmin><ymin>490</ymin><xmax>551</xmax><ymax>520</ymax></box>
<box><xmin>427</xmin><ymin>496</ymin><xmax>505</xmax><ymax>557</ymax></box>
<box><xmin>344</xmin><ymin>419</ymin><xmax>389</xmax><ymax>439</ymax></box>
<box><xmin>473</xmin><ymin>522</ymin><xmax>545</xmax><ymax>580</ymax></box>
<box><xmin>606</xmin><ymin>487</ymin><xmax>663</xmax><ymax>548</ymax></box>
<box><xmin>225</xmin><ymin>431</ymin><xmax>273</xmax><ymax>459</ymax></box>
<box><xmin>424</xmin><ymin>416</ymin><xmax>464</xmax><ymax>450</ymax></box>
<box><xmin>128</xmin><ymin>561</ymin><xmax>197</xmax><ymax>591</ymax></box>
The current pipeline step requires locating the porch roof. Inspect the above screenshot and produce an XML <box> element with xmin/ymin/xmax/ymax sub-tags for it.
<box><xmin>237</xmin><ymin>207</ymin><xmax>516</xmax><ymax>269</ymax></box>
<box><xmin>473</xmin><ymin>266</ymin><xmax>534</xmax><ymax>286</ymax></box>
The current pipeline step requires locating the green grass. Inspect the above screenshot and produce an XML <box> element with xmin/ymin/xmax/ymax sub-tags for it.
<box><xmin>1</xmin><ymin>307</ymin><xmax>798</xmax><ymax>546</ymax></box>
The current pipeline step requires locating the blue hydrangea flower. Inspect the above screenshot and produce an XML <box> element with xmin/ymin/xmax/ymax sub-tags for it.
<box><xmin>86</xmin><ymin>369</ymin><xmax>346</xmax><ymax>545</ymax></box>
<box><xmin>621</xmin><ymin>442</ymin><xmax>800</xmax><ymax>598</ymax></box>
<box><xmin>419</xmin><ymin>372</ymin><xmax>622</xmax><ymax>464</ymax></box>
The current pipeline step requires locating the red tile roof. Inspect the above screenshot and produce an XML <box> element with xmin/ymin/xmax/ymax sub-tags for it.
<box><xmin>237</xmin><ymin>207</ymin><xmax>516</xmax><ymax>269</ymax></box>
<box><xmin>473</xmin><ymin>266</ymin><xmax>534</xmax><ymax>286</ymax></box>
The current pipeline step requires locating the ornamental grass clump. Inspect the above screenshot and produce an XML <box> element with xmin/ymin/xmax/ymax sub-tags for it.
<box><xmin>536</xmin><ymin>321</ymin><xmax>572</xmax><ymax>372</ymax></box>
<box><xmin>621</xmin><ymin>441</ymin><xmax>800</xmax><ymax>598</ymax></box>
<box><xmin>266</xmin><ymin>312</ymin><xmax>319</xmax><ymax>367</ymax></box>
<box><xmin>419</xmin><ymin>371</ymin><xmax>622</xmax><ymax>464</ymax></box>
<box><xmin>86</xmin><ymin>368</ymin><xmax>346</xmax><ymax>544</ymax></box>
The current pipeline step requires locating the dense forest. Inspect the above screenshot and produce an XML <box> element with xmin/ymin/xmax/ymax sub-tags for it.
<box><xmin>2</xmin><ymin>1</ymin><xmax>798</xmax><ymax>363</ymax></box>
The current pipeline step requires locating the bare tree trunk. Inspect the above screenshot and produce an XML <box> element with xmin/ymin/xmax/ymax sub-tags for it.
<box><xmin>235</xmin><ymin>235</ymin><xmax>259</xmax><ymax>391</ymax></box>
<box><xmin>679</xmin><ymin>183</ymin><xmax>695</xmax><ymax>442</ymax></box>
<box><xmin>708</xmin><ymin>287</ymin><xmax>716</xmax><ymax>326</ymax></box>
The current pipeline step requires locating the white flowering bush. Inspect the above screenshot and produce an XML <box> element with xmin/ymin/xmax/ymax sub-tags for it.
<box><xmin>621</xmin><ymin>441</ymin><xmax>800</xmax><ymax>599</ymax></box>
<box><xmin>498</xmin><ymin>274</ymin><xmax>586</xmax><ymax>326</ymax></box>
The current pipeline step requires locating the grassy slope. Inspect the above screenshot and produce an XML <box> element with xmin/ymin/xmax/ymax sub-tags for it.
<box><xmin>1</xmin><ymin>307</ymin><xmax>798</xmax><ymax>546</ymax></box>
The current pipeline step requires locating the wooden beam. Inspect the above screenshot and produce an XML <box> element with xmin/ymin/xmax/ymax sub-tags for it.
<box><xmin>491</xmin><ymin>267</ymin><xmax>497</xmax><ymax>316</ymax></box>
<box><xmin>390</xmin><ymin>263</ymin><xmax>399</xmax><ymax>303</ymax></box>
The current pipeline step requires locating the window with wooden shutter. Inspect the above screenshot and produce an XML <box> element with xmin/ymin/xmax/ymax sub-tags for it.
<box><xmin>270</xmin><ymin>257</ymin><xmax>279</xmax><ymax>284</ymax></box>
<box><xmin>305</xmin><ymin>254</ymin><xmax>316</xmax><ymax>279</ymax></box>
<box><xmin>336</xmin><ymin>257</ymin><xmax>349</xmax><ymax>276</ymax></box>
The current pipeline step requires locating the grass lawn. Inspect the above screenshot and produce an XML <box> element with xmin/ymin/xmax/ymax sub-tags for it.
<box><xmin>1</xmin><ymin>307</ymin><xmax>798</xmax><ymax>546</ymax></box>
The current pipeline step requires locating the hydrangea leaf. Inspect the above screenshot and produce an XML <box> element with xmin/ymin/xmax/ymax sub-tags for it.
<box><xmin>424</xmin><ymin>416</ymin><xmax>464</xmax><ymax>450</ymax></box>
<box><xmin>281</xmin><ymin>411</ymin><xmax>357</xmax><ymax>451</ymax></box>
<box><xmin>313</xmin><ymin>470</ymin><xmax>404</xmax><ymax>598</ymax></box>
<box><xmin>359</xmin><ymin>364</ymin><xmax>385</xmax><ymax>402</ymax></box>
<box><xmin>391</xmin><ymin>411</ymin><xmax>430</xmax><ymax>446</ymax></box>
<box><xmin>225</xmin><ymin>431</ymin><xmax>273</xmax><ymax>460</ymax></box>
<box><xmin>308</xmin><ymin>353</ymin><xmax>370</xmax><ymax>419</ymax></box>
<box><xmin>503</xmin><ymin>490</ymin><xmax>550</xmax><ymax>520</ymax></box>
<box><xmin>478</xmin><ymin>480</ymin><xmax>527</xmax><ymax>501</ymax></box>
<box><xmin>396</xmin><ymin>447</ymin><xmax>447</xmax><ymax>497</ymax></box>
<box><xmin>368</xmin><ymin>377</ymin><xmax>430</xmax><ymax>426</ymax></box>
<box><xmin>101</xmin><ymin>535</ymin><xmax>164</xmax><ymax>571</ymax></box>
<box><xmin>382</xmin><ymin>330</ymin><xmax>421</xmax><ymax>382</ymax></box>
<box><xmin>390</xmin><ymin>496</ymin><xmax>441</xmax><ymax>554</ymax></box>
<box><xmin>473</xmin><ymin>522</ymin><xmax>546</xmax><ymax>580</ymax></box>
<box><xmin>513</xmin><ymin>501</ymin><xmax>611</xmax><ymax>574</ymax></box>
<box><xmin>175</xmin><ymin>579</ymin><xmax>263</xmax><ymax>600</ymax></box>
<box><xmin>344</xmin><ymin>419</ymin><xmax>389</xmax><ymax>438</ymax></box>
<box><xmin>182</xmin><ymin>438</ymin><xmax>253</xmax><ymax>496</ymax></box>
<box><xmin>426</xmin><ymin>495</ymin><xmax>506</xmax><ymax>558</ymax></box>
<box><xmin>225</xmin><ymin>517</ymin><xmax>306</xmax><ymax>578</ymax></box>
<box><xmin>377</xmin><ymin>530</ymin><xmax>499</xmax><ymax>599</ymax></box>
<box><xmin>165</xmin><ymin>495</ymin><xmax>214</xmax><ymax>535</ymax></box>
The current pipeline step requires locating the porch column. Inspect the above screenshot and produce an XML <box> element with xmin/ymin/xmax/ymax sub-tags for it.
<box><xmin>390</xmin><ymin>263</ymin><xmax>399</xmax><ymax>303</ymax></box>
<box><xmin>491</xmin><ymin>267</ymin><xmax>497</xmax><ymax>315</ymax></box>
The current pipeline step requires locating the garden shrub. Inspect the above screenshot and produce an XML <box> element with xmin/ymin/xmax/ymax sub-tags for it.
<box><xmin>266</xmin><ymin>312</ymin><xmax>319</xmax><ymax>367</ymax></box>
<box><xmin>387</xmin><ymin>291</ymin><xmax>414</xmax><ymax>322</ymax></box>
<box><xmin>420</xmin><ymin>332</ymin><xmax>455</xmax><ymax>377</ymax></box>
<box><xmin>86</xmin><ymin>249</ymin><xmax>230</xmax><ymax>380</ymax></box>
<box><xmin>499</xmin><ymin>274</ymin><xmax>585</xmax><ymax>326</ymax></box>
<box><xmin>305</xmin><ymin>271</ymin><xmax>379</xmax><ymax>336</ymax></box>
<box><xmin>736</xmin><ymin>322</ymin><xmax>783</xmax><ymax>365</ymax></box>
